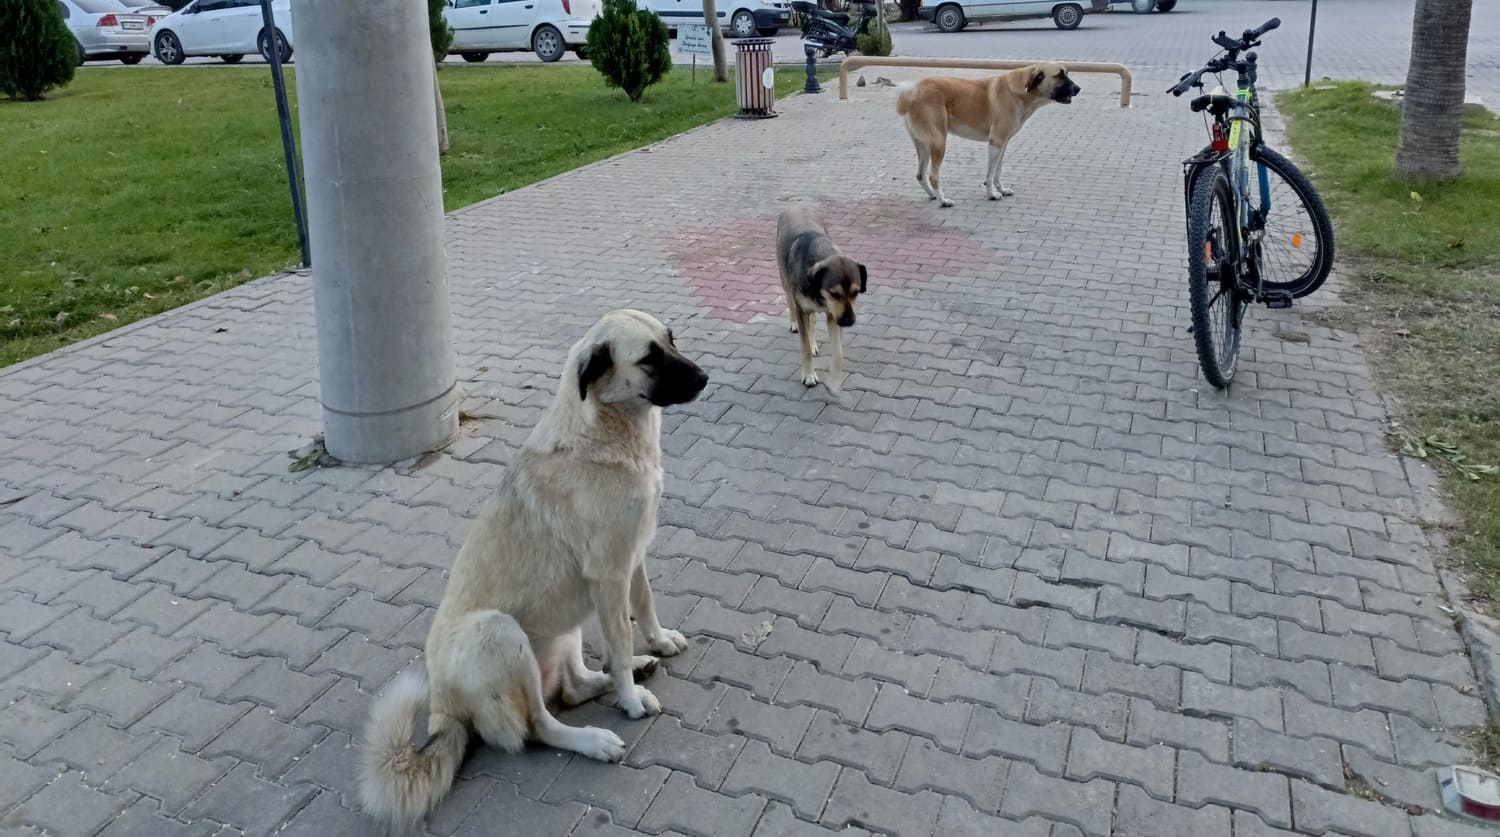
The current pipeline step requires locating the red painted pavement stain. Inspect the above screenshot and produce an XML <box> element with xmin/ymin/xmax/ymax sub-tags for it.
<box><xmin>662</xmin><ymin>198</ymin><xmax>999</xmax><ymax>323</ymax></box>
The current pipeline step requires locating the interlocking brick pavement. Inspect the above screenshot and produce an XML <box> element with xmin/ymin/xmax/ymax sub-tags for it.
<box><xmin>1</xmin><ymin>58</ymin><xmax>1493</xmax><ymax>837</ymax></box>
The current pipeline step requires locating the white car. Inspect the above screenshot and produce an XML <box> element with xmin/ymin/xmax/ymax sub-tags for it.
<box><xmin>444</xmin><ymin>0</ymin><xmax>601</xmax><ymax>64</ymax></box>
<box><xmin>918</xmin><ymin>0</ymin><xmax>1108</xmax><ymax>31</ymax></box>
<box><xmin>59</xmin><ymin>0</ymin><xmax>152</xmax><ymax>65</ymax></box>
<box><xmin>149</xmin><ymin>0</ymin><xmax>293</xmax><ymax>65</ymax></box>
<box><xmin>640</xmin><ymin>0</ymin><xmax>791</xmax><ymax>38</ymax></box>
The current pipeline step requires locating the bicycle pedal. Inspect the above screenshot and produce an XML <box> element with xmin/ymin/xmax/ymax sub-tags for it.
<box><xmin>1262</xmin><ymin>291</ymin><xmax>1293</xmax><ymax>309</ymax></box>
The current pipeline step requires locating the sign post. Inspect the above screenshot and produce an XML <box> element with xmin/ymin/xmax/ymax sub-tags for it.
<box><xmin>678</xmin><ymin>23</ymin><xmax>712</xmax><ymax>82</ymax></box>
<box><xmin>1304</xmin><ymin>0</ymin><xmax>1319</xmax><ymax>87</ymax></box>
<box><xmin>258</xmin><ymin>0</ymin><xmax>308</xmax><ymax>267</ymax></box>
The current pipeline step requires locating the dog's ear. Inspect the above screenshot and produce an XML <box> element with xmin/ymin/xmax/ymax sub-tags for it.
<box><xmin>576</xmin><ymin>342</ymin><xmax>612</xmax><ymax>401</ymax></box>
<box><xmin>806</xmin><ymin>261</ymin><xmax>830</xmax><ymax>289</ymax></box>
<box><xmin>857</xmin><ymin>263</ymin><xmax>868</xmax><ymax>294</ymax></box>
<box><xmin>1026</xmin><ymin>67</ymin><xmax>1045</xmax><ymax>93</ymax></box>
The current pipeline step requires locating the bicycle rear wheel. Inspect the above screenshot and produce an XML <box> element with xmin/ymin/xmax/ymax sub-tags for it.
<box><xmin>1248</xmin><ymin>145</ymin><xmax>1335</xmax><ymax>298</ymax></box>
<box><xmin>1187</xmin><ymin>166</ymin><xmax>1246</xmax><ymax>389</ymax></box>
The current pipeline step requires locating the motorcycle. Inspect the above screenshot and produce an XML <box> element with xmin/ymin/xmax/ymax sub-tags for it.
<box><xmin>792</xmin><ymin>0</ymin><xmax>880</xmax><ymax>58</ymax></box>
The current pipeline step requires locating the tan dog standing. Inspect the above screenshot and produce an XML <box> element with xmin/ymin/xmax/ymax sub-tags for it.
<box><xmin>358</xmin><ymin>310</ymin><xmax>708</xmax><ymax>834</ymax></box>
<box><xmin>776</xmin><ymin>209</ymin><xmax>868</xmax><ymax>388</ymax></box>
<box><xmin>896</xmin><ymin>62</ymin><xmax>1081</xmax><ymax>207</ymax></box>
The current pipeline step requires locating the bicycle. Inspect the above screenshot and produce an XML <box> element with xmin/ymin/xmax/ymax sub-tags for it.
<box><xmin>1168</xmin><ymin>17</ymin><xmax>1335</xmax><ymax>389</ymax></box>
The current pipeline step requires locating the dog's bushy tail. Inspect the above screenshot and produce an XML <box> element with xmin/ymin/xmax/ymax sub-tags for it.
<box><xmin>894</xmin><ymin>81</ymin><xmax>919</xmax><ymax>115</ymax></box>
<box><xmin>359</xmin><ymin>670</ymin><xmax>468</xmax><ymax>836</ymax></box>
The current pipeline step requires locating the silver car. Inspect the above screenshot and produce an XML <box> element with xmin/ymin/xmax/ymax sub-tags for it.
<box><xmin>114</xmin><ymin>0</ymin><xmax>174</xmax><ymax>15</ymax></box>
<box><xmin>59</xmin><ymin>0</ymin><xmax>152</xmax><ymax>64</ymax></box>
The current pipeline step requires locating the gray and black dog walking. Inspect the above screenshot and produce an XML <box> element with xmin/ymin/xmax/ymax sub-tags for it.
<box><xmin>775</xmin><ymin>209</ymin><xmax>869</xmax><ymax>388</ymax></box>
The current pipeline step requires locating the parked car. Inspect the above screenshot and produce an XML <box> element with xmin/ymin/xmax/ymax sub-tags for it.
<box><xmin>1110</xmin><ymin>0</ymin><xmax>1176</xmax><ymax>11</ymax></box>
<box><xmin>59</xmin><ymin>0</ymin><xmax>151</xmax><ymax>64</ymax></box>
<box><xmin>640</xmin><ymin>0</ymin><xmax>792</xmax><ymax>38</ymax></box>
<box><xmin>444</xmin><ymin>0</ymin><xmax>601</xmax><ymax>64</ymax></box>
<box><xmin>149</xmin><ymin>0</ymin><xmax>293</xmax><ymax>65</ymax></box>
<box><xmin>918</xmin><ymin>0</ymin><xmax>1108</xmax><ymax>31</ymax></box>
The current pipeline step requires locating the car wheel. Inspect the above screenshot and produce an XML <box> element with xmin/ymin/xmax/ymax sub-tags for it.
<box><xmin>574</xmin><ymin>46</ymin><xmax>589</xmax><ymax>60</ymax></box>
<box><xmin>1155</xmin><ymin>0</ymin><xmax>1175</xmax><ymax>9</ymax></box>
<box><xmin>730</xmin><ymin>10</ymin><xmax>756</xmax><ymax>37</ymax></box>
<box><xmin>120</xmin><ymin>54</ymin><xmax>143</xmax><ymax>65</ymax></box>
<box><xmin>460</xmin><ymin>51</ymin><xmax>490</xmax><ymax>62</ymax></box>
<box><xmin>154</xmin><ymin>31</ymin><xmax>185</xmax><ymax>65</ymax></box>
<box><xmin>76</xmin><ymin>40</ymin><xmax>87</xmax><ymax>65</ymax></box>
<box><xmin>258</xmin><ymin>28</ymin><xmax>292</xmax><ymax>63</ymax></box>
<box><xmin>220</xmin><ymin>53</ymin><xmax>244</xmax><ymax>63</ymax></box>
<box><xmin>756</xmin><ymin>26</ymin><xmax>778</xmax><ymax>36</ymax></box>
<box><xmin>1052</xmin><ymin>3</ymin><xmax>1082</xmax><ymax>29</ymax></box>
<box><xmin>934</xmin><ymin>3</ymin><xmax>964</xmax><ymax>32</ymax></box>
<box><xmin>532</xmin><ymin>24</ymin><xmax>564</xmax><ymax>62</ymax></box>
<box><xmin>1130</xmin><ymin>0</ymin><xmax>1156</xmax><ymax>12</ymax></box>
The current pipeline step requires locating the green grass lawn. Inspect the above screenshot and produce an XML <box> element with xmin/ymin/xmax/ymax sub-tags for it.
<box><xmin>1279</xmin><ymin>82</ymin><xmax>1500</xmax><ymax>604</ymax></box>
<box><xmin>0</xmin><ymin>63</ymin><xmax>812</xmax><ymax>367</ymax></box>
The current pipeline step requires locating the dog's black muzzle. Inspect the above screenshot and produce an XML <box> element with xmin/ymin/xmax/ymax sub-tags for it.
<box><xmin>1053</xmin><ymin>81</ymin><xmax>1081</xmax><ymax>104</ymax></box>
<box><xmin>647</xmin><ymin>351</ymin><xmax>710</xmax><ymax>407</ymax></box>
<box><xmin>837</xmin><ymin>311</ymin><xmax>856</xmax><ymax>328</ymax></box>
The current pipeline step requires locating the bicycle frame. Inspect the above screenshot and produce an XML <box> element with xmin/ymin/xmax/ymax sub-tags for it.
<box><xmin>1180</xmin><ymin>56</ymin><xmax>1271</xmax><ymax>303</ymax></box>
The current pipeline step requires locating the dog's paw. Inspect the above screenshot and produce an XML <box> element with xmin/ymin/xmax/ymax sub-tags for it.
<box><xmin>988</xmin><ymin>193</ymin><xmax>1000</xmax><ymax>201</ymax></box>
<box><xmin>646</xmin><ymin>629</ymin><xmax>688</xmax><ymax>657</ymax></box>
<box><xmin>1001</xmin><ymin>186</ymin><xmax>1015</xmax><ymax>197</ymax></box>
<box><xmin>576</xmin><ymin>726</ymin><xmax>628</xmax><ymax>762</ymax></box>
<box><xmin>630</xmin><ymin>655</ymin><xmax>660</xmax><ymax>682</ymax></box>
<box><xmin>789</xmin><ymin>324</ymin><xmax>799</xmax><ymax>333</ymax></box>
<box><xmin>801</xmin><ymin>371</ymin><xmax>820</xmax><ymax>387</ymax></box>
<box><xmin>810</xmin><ymin>342</ymin><xmax>820</xmax><ymax>357</ymax></box>
<box><xmin>940</xmin><ymin>199</ymin><xmax>955</xmax><ymax>208</ymax></box>
<box><xmin>619</xmin><ymin>685</ymin><xmax>661</xmax><ymax>719</ymax></box>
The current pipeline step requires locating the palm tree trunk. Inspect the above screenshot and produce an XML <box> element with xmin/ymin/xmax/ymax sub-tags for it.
<box><xmin>703</xmin><ymin>0</ymin><xmax>728</xmax><ymax>82</ymax></box>
<box><xmin>1393</xmin><ymin>0</ymin><xmax>1472</xmax><ymax>181</ymax></box>
<box><xmin>433</xmin><ymin>66</ymin><xmax>450</xmax><ymax>156</ymax></box>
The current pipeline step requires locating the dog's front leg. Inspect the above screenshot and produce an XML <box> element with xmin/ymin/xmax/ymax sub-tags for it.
<box><xmin>631</xmin><ymin>562</ymin><xmax>687</xmax><ymax>656</ymax></box>
<box><xmin>593</xmin><ymin>577</ymin><xmax>660</xmax><ymax>719</ymax></box>
<box><xmin>824</xmin><ymin>312</ymin><xmax>845</xmax><ymax>379</ymax></box>
<box><xmin>986</xmin><ymin>138</ymin><xmax>1014</xmax><ymax>199</ymax></box>
<box><xmin>797</xmin><ymin>310</ymin><xmax>820</xmax><ymax>387</ymax></box>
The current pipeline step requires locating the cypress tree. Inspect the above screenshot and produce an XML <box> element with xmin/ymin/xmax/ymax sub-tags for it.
<box><xmin>586</xmin><ymin>0</ymin><xmax>671</xmax><ymax>103</ymax></box>
<box><xmin>1</xmin><ymin>0</ymin><xmax>78</xmax><ymax>101</ymax></box>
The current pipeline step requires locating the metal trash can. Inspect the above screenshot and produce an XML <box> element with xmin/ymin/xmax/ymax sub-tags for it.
<box><xmin>733</xmin><ymin>38</ymin><xmax>778</xmax><ymax>119</ymax></box>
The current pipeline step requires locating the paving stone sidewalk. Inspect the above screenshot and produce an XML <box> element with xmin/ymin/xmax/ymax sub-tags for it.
<box><xmin>1</xmin><ymin>73</ymin><xmax>1493</xmax><ymax>837</ymax></box>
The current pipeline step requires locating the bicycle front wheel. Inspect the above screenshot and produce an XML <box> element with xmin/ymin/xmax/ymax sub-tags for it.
<box><xmin>1249</xmin><ymin>145</ymin><xmax>1335</xmax><ymax>298</ymax></box>
<box><xmin>1187</xmin><ymin>166</ymin><xmax>1246</xmax><ymax>389</ymax></box>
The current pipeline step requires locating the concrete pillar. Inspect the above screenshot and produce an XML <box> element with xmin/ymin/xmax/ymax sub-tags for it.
<box><xmin>292</xmin><ymin>0</ymin><xmax>459</xmax><ymax>463</ymax></box>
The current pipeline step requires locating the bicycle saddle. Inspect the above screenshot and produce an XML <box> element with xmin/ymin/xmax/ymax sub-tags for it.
<box><xmin>1190</xmin><ymin>93</ymin><xmax>1235</xmax><ymax>115</ymax></box>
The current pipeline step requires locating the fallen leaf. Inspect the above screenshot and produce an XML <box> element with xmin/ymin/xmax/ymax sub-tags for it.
<box><xmin>98</xmin><ymin>313</ymin><xmax>117</xmax><ymax>321</ymax></box>
<box><xmin>741</xmin><ymin>621</ymin><xmax>774</xmax><ymax>648</ymax></box>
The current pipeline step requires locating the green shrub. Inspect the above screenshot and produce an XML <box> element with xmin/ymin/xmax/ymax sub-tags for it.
<box><xmin>857</xmin><ymin>14</ymin><xmax>892</xmax><ymax>57</ymax></box>
<box><xmin>427</xmin><ymin>0</ymin><xmax>454</xmax><ymax>62</ymax></box>
<box><xmin>0</xmin><ymin>0</ymin><xmax>77</xmax><ymax>101</ymax></box>
<box><xmin>586</xmin><ymin>0</ymin><xmax>671</xmax><ymax>103</ymax></box>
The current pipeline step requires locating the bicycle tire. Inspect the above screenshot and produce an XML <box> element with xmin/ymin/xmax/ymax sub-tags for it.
<box><xmin>1249</xmin><ymin>145</ymin><xmax>1335</xmax><ymax>298</ymax></box>
<box><xmin>1187</xmin><ymin>166</ymin><xmax>1246</xmax><ymax>389</ymax></box>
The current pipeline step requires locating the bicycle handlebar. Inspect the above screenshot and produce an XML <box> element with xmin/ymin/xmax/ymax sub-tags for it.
<box><xmin>1248</xmin><ymin>17</ymin><xmax>1281</xmax><ymax>40</ymax></box>
<box><xmin>1168</xmin><ymin>17</ymin><xmax>1279</xmax><ymax>96</ymax></box>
